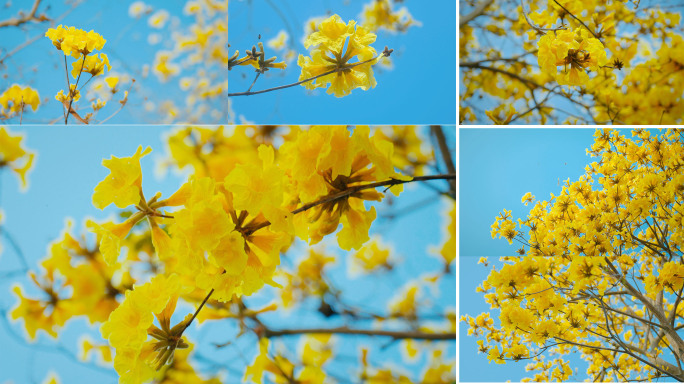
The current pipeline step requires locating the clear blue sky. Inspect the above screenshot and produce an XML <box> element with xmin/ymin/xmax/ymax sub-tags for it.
<box><xmin>457</xmin><ymin>128</ymin><xmax>672</xmax><ymax>382</ymax></box>
<box><xmin>0</xmin><ymin>126</ymin><xmax>455</xmax><ymax>383</ymax></box>
<box><xmin>229</xmin><ymin>0</ymin><xmax>456</xmax><ymax>124</ymax></box>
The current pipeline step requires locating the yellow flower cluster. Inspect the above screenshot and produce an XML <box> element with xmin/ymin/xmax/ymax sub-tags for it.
<box><xmin>279</xmin><ymin>247</ymin><xmax>336</xmax><ymax>308</ymax></box>
<box><xmin>298</xmin><ymin>15</ymin><xmax>378</xmax><ymax>97</ymax></box>
<box><xmin>280</xmin><ymin>126</ymin><xmax>409</xmax><ymax>250</ymax></box>
<box><xmin>360</xmin><ymin>0</ymin><xmax>419</xmax><ymax>33</ymax></box>
<box><xmin>538</xmin><ymin>28</ymin><xmax>608</xmax><ymax>86</ymax></box>
<box><xmin>0</xmin><ymin>85</ymin><xmax>40</xmax><ymax>118</ymax></box>
<box><xmin>11</xmin><ymin>219</ymin><xmax>131</xmax><ymax>339</ymax></box>
<box><xmin>350</xmin><ymin>236</ymin><xmax>393</xmax><ymax>275</ymax></box>
<box><xmin>100</xmin><ymin>274</ymin><xmax>186</xmax><ymax>384</ymax></box>
<box><xmin>45</xmin><ymin>25</ymin><xmax>106</xmax><ymax>58</ymax></box>
<box><xmin>11</xmin><ymin>126</ymin><xmax>431</xmax><ymax>382</ymax></box>
<box><xmin>244</xmin><ymin>337</ymin><xmax>330</xmax><ymax>383</ymax></box>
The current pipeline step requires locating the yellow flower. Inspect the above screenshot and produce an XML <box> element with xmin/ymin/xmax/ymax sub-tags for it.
<box><xmin>223</xmin><ymin>144</ymin><xmax>291</xmax><ymax>233</ymax></box>
<box><xmin>153</xmin><ymin>51</ymin><xmax>180</xmax><ymax>82</ymax></box>
<box><xmin>267</xmin><ymin>30</ymin><xmax>289</xmax><ymax>51</ymax></box>
<box><xmin>281</xmin><ymin>126</ymin><xmax>406</xmax><ymax>250</ymax></box>
<box><xmin>537</xmin><ymin>28</ymin><xmax>607</xmax><ymax>86</ymax></box>
<box><xmin>92</xmin><ymin>145</ymin><xmax>152</xmax><ymax>209</ymax></box>
<box><xmin>86</xmin><ymin>218</ymin><xmax>140</xmax><ymax>266</ymax></box>
<box><xmin>128</xmin><ymin>1</ymin><xmax>150</xmax><ymax>18</ymax></box>
<box><xmin>485</xmin><ymin>104</ymin><xmax>516</xmax><ymax>125</ymax></box>
<box><xmin>521</xmin><ymin>192</ymin><xmax>535</xmax><ymax>206</ymax></box>
<box><xmin>105</xmin><ymin>76</ymin><xmax>120</xmax><ymax>90</ymax></box>
<box><xmin>0</xmin><ymin>127</ymin><xmax>35</xmax><ymax>190</ymax></box>
<box><xmin>0</xmin><ymin>84</ymin><xmax>40</xmax><ymax>116</ymax></box>
<box><xmin>148</xmin><ymin>10</ymin><xmax>169</xmax><ymax>29</ymax></box>
<box><xmin>55</xmin><ymin>84</ymin><xmax>80</xmax><ymax>103</ymax></box>
<box><xmin>92</xmin><ymin>98</ymin><xmax>106</xmax><ymax>111</ymax></box>
<box><xmin>71</xmin><ymin>53</ymin><xmax>110</xmax><ymax>78</ymax></box>
<box><xmin>350</xmin><ymin>236</ymin><xmax>393</xmax><ymax>274</ymax></box>
<box><xmin>101</xmin><ymin>274</ymin><xmax>184</xmax><ymax>382</ymax></box>
<box><xmin>298</xmin><ymin>15</ymin><xmax>378</xmax><ymax>97</ymax></box>
<box><xmin>11</xmin><ymin>269</ymin><xmax>73</xmax><ymax>339</ymax></box>
<box><xmin>244</xmin><ymin>338</ymin><xmax>295</xmax><ymax>383</ymax></box>
<box><xmin>45</xmin><ymin>25</ymin><xmax>106</xmax><ymax>58</ymax></box>
<box><xmin>360</xmin><ymin>0</ymin><xmax>419</xmax><ymax>33</ymax></box>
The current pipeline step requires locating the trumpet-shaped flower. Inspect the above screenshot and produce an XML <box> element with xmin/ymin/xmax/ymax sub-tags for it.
<box><xmin>92</xmin><ymin>146</ymin><xmax>152</xmax><ymax>209</ymax></box>
<box><xmin>281</xmin><ymin>126</ymin><xmax>407</xmax><ymax>250</ymax></box>
<box><xmin>537</xmin><ymin>29</ymin><xmax>607</xmax><ymax>86</ymax></box>
<box><xmin>298</xmin><ymin>15</ymin><xmax>378</xmax><ymax>97</ymax></box>
<box><xmin>71</xmin><ymin>53</ymin><xmax>111</xmax><ymax>78</ymax></box>
<box><xmin>45</xmin><ymin>25</ymin><xmax>106</xmax><ymax>58</ymax></box>
<box><xmin>101</xmin><ymin>274</ymin><xmax>184</xmax><ymax>382</ymax></box>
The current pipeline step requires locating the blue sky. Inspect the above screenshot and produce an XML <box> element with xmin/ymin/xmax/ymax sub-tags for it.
<box><xmin>229</xmin><ymin>0</ymin><xmax>456</xmax><ymax>124</ymax></box>
<box><xmin>0</xmin><ymin>126</ymin><xmax>455</xmax><ymax>383</ymax></box>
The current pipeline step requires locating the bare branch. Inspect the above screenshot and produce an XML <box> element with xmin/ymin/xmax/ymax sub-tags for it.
<box><xmin>459</xmin><ymin>0</ymin><xmax>495</xmax><ymax>26</ymax></box>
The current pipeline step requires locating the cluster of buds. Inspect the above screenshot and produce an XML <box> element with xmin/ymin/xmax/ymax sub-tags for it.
<box><xmin>228</xmin><ymin>41</ymin><xmax>286</xmax><ymax>72</ymax></box>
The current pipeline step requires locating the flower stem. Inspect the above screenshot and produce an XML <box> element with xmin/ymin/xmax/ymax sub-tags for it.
<box><xmin>65</xmin><ymin>54</ymin><xmax>87</xmax><ymax>125</ymax></box>
<box><xmin>228</xmin><ymin>53</ymin><xmax>386</xmax><ymax>97</ymax></box>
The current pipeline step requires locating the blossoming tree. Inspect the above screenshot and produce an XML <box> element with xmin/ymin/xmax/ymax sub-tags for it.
<box><xmin>463</xmin><ymin>128</ymin><xmax>684</xmax><ymax>381</ymax></box>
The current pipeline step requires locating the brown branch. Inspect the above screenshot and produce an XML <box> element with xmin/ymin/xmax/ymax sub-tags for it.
<box><xmin>0</xmin><ymin>0</ymin><xmax>48</xmax><ymax>28</ymax></box>
<box><xmin>459</xmin><ymin>0</ymin><xmax>494</xmax><ymax>26</ymax></box>
<box><xmin>430</xmin><ymin>126</ymin><xmax>455</xmax><ymax>198</ymax></box>
<box><xmin>180</xmin><ymin>288</ymin><xmax>214</xmax><ymax>335</ymax></box>
<box><xmin>263</xmin><ymin>326</ymin><xmax>455</xmax><ymax>341</ymax></box>
<box><xmin>291</xmin><ymin>173</ymin><xmax>456</xmax><ymax>215</ymax></box>
<box><xmin>521</xmin><ymin>0</ymin><xmax>566</xmax><ymax>33</ymax></box>
<box><xmin>552</xmin><ymin>0</ymin><xmax>599</xmax><ymax>40</ymax></box>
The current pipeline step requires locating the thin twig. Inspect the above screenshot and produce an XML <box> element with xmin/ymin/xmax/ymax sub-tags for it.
<box><xmin>0</xmin><ymin>0</ymin><xmax>47</xmax><ymax>28</ymax></box>
<box><xmin>65</xmin><ymin>54</ymin><xmax>87</xmax><ymax>125</ymax></box>
<box><xmin>459</xmin><ymin>0</ymin><xmax>494</xmax><ymax>26</ymax></box>
<box><xmin>520</xmin><ymin>0</ymin><xmax>566</xmax><ymax>33</ymax></box>
<box><xmin>180</xmin><ymin>288</ymin><xmax>215</xmax><ymax>335</ymax></box>
<box><xmin>552</xmin><ymin>0</ymin><xmax>599</xmax><ymax>40</ymax></box>
<box><xmin>291</xmin><ymin>174</ymin><xmax>456</xmax><ymax>215</ymax></box>
<box><xmin>228</xmin><ymin>53</ymin><xmax>386</xmax><ymax>97</ymax></box>
<box><xmin>247</xmin><ymin>72</ymin><xmax>261</xmax><ymax>93</ymax></box>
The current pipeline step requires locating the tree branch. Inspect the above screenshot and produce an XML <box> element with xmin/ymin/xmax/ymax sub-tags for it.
<box><xmin>228</xmin><ymin>50</ymin><xmax>390</xmax><ymax>97</ymax></box>
<box><xmin>0</xmin><ymin>0</ymin><xmax>47</xmax><ymax>29</ymax></box>
<box><xmin>459</xmin><ymin>0</ymin><xmax>494</xmax><ymax>26</ymax></box>
<box><xmin>263</xmin><ymin>326</ymin><xmax>455</xmax><ymax>341</ymax></box>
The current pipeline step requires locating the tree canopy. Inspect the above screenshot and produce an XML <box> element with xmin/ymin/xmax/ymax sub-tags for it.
<box><xmin>463</xmin><ymin>128</ymin><xmax>684</xmax><ymax>381</ymax></box>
